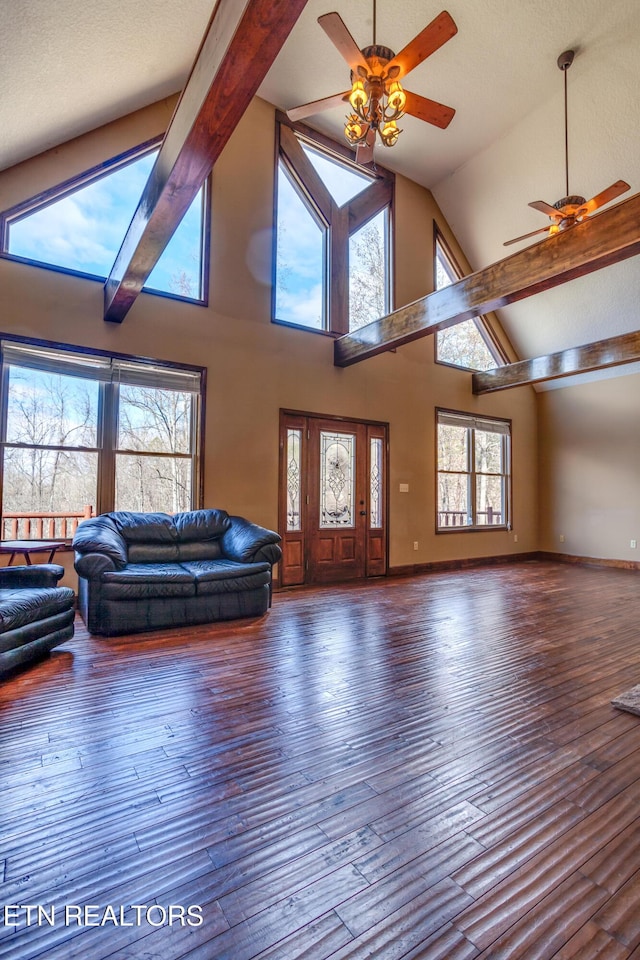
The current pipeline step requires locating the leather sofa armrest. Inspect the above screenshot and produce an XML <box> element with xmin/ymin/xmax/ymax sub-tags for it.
<box><xmin>221</xmin><ymin>516</ymin><xmax>282</xmax><ymax>565</ymax></box>
<box><xmin>0</xmin><ymin>564</ymin><xmax>64</xmax><ymax>588</ymax></box>
<box><xmin>74</xmin><ymin>552</ymin><xmax>118</xmax><ymax>580</ymax></box>
<box><xmin>72</xmin><ymin>515</ymin><xmax>128</xmax><ymax>569</ymax></box>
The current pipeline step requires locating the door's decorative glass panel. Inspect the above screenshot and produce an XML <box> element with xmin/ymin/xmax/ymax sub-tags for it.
<box><xmin>286</xmin><ymin>428</ymin><xmax>302</xmax><ymax>531</ymax></box>
<box><xmin>369</xmin><ymin>437</ymin><xmax>383</xmax><ymax>528</ymax></box>
<box><xmin>320</xmin><ymin>431</ymin><xmax>355</xmax><ymax>527</ymax></box>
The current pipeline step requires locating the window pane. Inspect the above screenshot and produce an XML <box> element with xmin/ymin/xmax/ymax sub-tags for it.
<box><xmin>115</xmin><ymin>454</ymin><xmax>192</xmax><ymax>514</ymax></box>
<box><xmin>118</xmin><ymin>386</ymin><xmax>192</xmax><ymax>454</ymax></box>
<box><xmin>301</xmin><ymin>145</ymin><xmax>372</xmax><ymax>205</ymax></box>
<box><xmin>370</xmin><ymin>437</ymin><xmax>383</xmax><ymax>528</ymax></box>
<box><xmin>2</xmin><ymin>449</ymin><xmax>98</xmax><ymax>538</ymax></box>
<box><xmin>437</xmin><ymin>320</ymin><xmax>499</xmax><ymax>371</ymax></box>
<box><xmin>438</xmin><ymin>423</ymin><xmax>468</xmax><ymax>472</ymax></box>
<box><xmin>320</xmin><ymin>431</ymin><xmax>355</xmax><ymax>527</ymax></box>
<box><xmin>475</xmin><ymin>430</ymin><xmax>503</xmax><ymax>474</ymax></box>
<box><xmin>349</xmin><ymin>209</ymin><xmax>388</xmax><ymax>331</ymax></box>
<box><xmin>438</xmin><ymin>473</ymin><xmax>471</xmax><ymax>528</ymax></box>
<box><xmin>435</xmin><ymin>240</ymin><xmax>502</xmax><ymax>371</ymax></box>
<box><xmin>275</xmin><ymin>162</ymin><xmax>325</xmax><ymax>329</ymax></box>
<box><xmin>6</xmin><ymin>367</ymin><xmax>99</xmax><ymax>447</ymax></box>
<box><xmin>286</xmin><ymin>428</ymin><xmax>302</xmax><ymax>531</ymax></box>
<box><xmin>476</xmin><ymin>475</ymin><xmax>504</xmax><ymax>525</ymax></box>
<box><xmin>8</xmin><ymin>149</ymin><xmax>205</xmax><ymax>300</ymax></box>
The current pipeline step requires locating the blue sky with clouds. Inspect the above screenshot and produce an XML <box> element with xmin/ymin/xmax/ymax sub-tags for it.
<box><xmin>8</xmin><ymin>149</ymin><xmax>204</xmax><ymax>299</ymax></box>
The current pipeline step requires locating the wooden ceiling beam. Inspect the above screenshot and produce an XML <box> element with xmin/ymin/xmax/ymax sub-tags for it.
<box><xmin>104</xmin><ymin>0</ymin><xmax>309</xmax><ymax>323</ymax></box>
<box><xmin>334</xmin><ymin>191</ymin><xmax>640</xmax><ymax>366</ymax></box>
<box><xmin>472</xmin><ymin>330</ymin><xmax>640</xmax><ymax>393</ymax></box>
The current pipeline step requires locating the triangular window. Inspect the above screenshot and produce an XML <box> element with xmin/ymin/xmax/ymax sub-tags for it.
<box><xmin>1</xmin><ymin>139</ymin><xmax>208</xmax><ymax>302</ymax></box>
<box><xmin>301</xmin><ymin>144</ymin><xmax>372</xmax><ymax>206</ymax></box>
<box><xmin>435</xmin><ymin>232</ymin><xmax>505</xmax><ymax>371</ymax></box>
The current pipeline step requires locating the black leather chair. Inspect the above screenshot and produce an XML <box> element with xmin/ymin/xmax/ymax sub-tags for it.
<box><xmin>0</xmin><ymin>564</ymin><xmax>75</xmax><ymax>676</ymax></box>
<box><xmin>73</xmin><ymin>509</ymin><xmax>282</xmax><ymax>636</ymax></box>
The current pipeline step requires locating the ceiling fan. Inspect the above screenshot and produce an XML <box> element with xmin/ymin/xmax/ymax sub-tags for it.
<box><xmin>504</xmin><ymin>49</ymin><xmax>630</xmax><ymax>246</ymax></box>
<box><xmin>286</xmin><ymin>3</ymin><xmax>457</xmax><ymax>164</ymax></box>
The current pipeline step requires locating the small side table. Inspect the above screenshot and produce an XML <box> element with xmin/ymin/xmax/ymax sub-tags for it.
<box><xmin>0</xmin><ymin>540</ymin><xmax>65</xmax><ymax>566</ymax></box>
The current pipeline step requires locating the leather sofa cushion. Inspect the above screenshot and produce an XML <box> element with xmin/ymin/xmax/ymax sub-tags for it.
<box><xmin>180</xmin><ymin>558</ymin><xmax>270</xmax><ymax>582</ymax></box>
<box><xmin>127</xmin><ymin>540</ymin><xmax>224</xmax><ymax>564</ymax></box>
<box><xmin>0</xmin><ymin>587</ymin><xmax>75</xmax><ymax>632</ymax></box>
<box><xmin>174</xmin><ymin>509</ymin><xmax>231</xmax><ymax>541</ymax></box>
<box><xmin>181</xmin><ymin>559</ymin><xmax>270</xmax><ymax>597</ymax></box>
<box><xmin>111</xmin><ymin>512</ymin><xmax>176</xmax><ymax>544</ymax></box>
<box><xmin>101</xmin><ymin>563</ymin><xmax>196</xmax><ymax>600</ymax></box>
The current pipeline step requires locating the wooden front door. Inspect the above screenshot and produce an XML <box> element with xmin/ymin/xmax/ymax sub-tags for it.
<box><xmin>279</xmin><ymin>412</ymin><xmax>387</xmax><ymax>586</ymax></box>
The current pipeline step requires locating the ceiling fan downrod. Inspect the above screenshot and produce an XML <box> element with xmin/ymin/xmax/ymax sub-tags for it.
<box><xmin>557</xmin><ymin>49</ymin><xmax>575</xmax><ymax>199</ymax></box>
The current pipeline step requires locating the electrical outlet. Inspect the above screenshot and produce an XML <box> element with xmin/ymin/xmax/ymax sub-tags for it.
<box><xmin>631</xmin><ymin>539</ymin><xmax>637</xmax><ymax>549</ymax></box>
<box><xmin>513</xmin><ymin>534</ymin><xmax>518</xmax><ymax>543</ymax></box>
<box><xmin>413</xmin><ymin>541</ymin><xmax>419</xmax><ymax>551</ymax></box>
<box><xmin>559</xmin><ymin>534</ymin><xmax>565</xmax><ymax>543</ymax></box>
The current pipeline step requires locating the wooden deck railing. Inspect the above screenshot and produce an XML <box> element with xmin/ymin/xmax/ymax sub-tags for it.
<box><xmin>438</xmin><ymin>507</ymin><xmax>502</xmax><ymax>527</ymax></box>
<box><xmin>1</xmin><ymin>506</ymin><xmax>94</xmax><ymax>540</ymax></box>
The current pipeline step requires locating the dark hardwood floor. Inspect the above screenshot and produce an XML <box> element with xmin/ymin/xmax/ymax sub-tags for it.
<box><xmin>2</xmin><ymin>560</ymin><xmax>640</xmax><ymax>959</ymax></box>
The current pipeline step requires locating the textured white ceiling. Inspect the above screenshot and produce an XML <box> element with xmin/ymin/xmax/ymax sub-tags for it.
<box><xmin>3</xmin><ymin>0</ymin><xmax>640</xmax><ymax>383</ymax></box>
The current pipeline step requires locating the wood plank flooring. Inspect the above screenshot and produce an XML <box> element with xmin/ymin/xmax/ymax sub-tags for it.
<box><xmin>2</xmin><ymin>560</ymin><xmax>640</xmax><ymax>959</ymax></box>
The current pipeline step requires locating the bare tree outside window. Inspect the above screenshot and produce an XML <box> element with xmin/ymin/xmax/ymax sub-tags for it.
<box><xmin>116</xmin><ymin>386</ymin><xmax>193</xmax><ymax>514</ymax></box>
<box><xmin>349</xmin><ymin>211</ymin><xmax>388</xmax><ymax>331</ymax></box>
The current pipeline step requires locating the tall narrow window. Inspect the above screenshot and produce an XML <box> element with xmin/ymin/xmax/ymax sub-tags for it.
<box><xmin>369</xmin><ymin>436</ymin><xmax>383</xmax><ymax>528</ymax></box>
<box><xmin>1</xmin><ymin>141</ymin><xmax>209</xmax><ymax>303</ymax></box>
<box><xmin>434</xmin><ymin>231</ymin><xmax>505</xmax><ymax>371</ymax></box>
<box><xmin>349</xmin><ymin>209</ymin><xmax>389</xmax><ymax>331</ymax></box>
<box><xmin>275</xmin><ymin>161</ymin><xmax>326</xmax><ymax>330</ymax></box>
<box><xmin>0</xmin><ymin>341</ymin><xmax>203</xmax><ymax>539</ymax></box>
<box><xmin>286</xmin><ymin>428</ymin><xmax>302</xmax><ymax>531</ymax></box>
<box><xmin>437</xmin><ymin>410</ymin><xmax>510</xmax><ymax>531</ymax></box>
<box><xmin>274</xmin><ymin>119</ymin><xmax>393</xmax><ymax>334</ymax></box>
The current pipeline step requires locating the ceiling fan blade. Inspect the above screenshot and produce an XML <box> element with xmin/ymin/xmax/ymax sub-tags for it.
<box><xmin>355</xmin><ymin>127</ymin><xmax>376</xmax><ymax>165</ymax></box>
<box><xmin>503</xmin><ymin>226</ymin><xmax>554</xmax><ymax>247</ymax></box>
<box><xmin>403</xmin><ymin>90</ymin><xmax>455</xmax><ymax>129</ymax></box>
<box><xmin>286</xmin><ymin>91</ymin><xmax>350</xmax><ymax>123</ymax></box>
<box><xmin>318</xmin><ymin>12</ymin><xmax>369</xmax><ymax>74</ymax></box>
<box><xmin>579</xmin><ymin>179</ymin><xmax>631</xmax><ymax>217</ymax></box>
<box><xmin>528</xmin><ymin>200</ymin><xmax>562</xmax><ymax>218</ymax></box>
<box><xmin>385</xmin><ymin>11</ymin><xmax>457</xmax><ymax>79</ymax></box>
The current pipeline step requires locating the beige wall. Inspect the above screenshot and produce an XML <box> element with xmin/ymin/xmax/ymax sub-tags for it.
<box><xmin>0</xmin><ymin>96</ymin><xmax>539</xmax><ymax>587</ymax></box>
<box><xmin>538</xmin><ymin>374</ymin><xmax>640</xmax><ymax>562</ymax></box>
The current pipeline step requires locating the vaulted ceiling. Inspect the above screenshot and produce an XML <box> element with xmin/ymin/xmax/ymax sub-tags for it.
<box><xmin>3</xmin><ymin>0</ymin><xmax>640</xmax><ymax>386</ymax></box>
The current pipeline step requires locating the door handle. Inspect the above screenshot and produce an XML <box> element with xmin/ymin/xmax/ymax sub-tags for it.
<box><xmin>359</xmin><ymin>510</ymin><xmax>367</xmax><ymax>516</ymax></box>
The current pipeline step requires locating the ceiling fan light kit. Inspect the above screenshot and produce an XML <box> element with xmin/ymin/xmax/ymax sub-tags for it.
<box><xmin>287</xmin><ymin>4</ymin><xmax>457</xmax><ymax>164</ymax></box>
<box><xmin>504</xmin><ymin>49</ymin><xmax>630</xmax><ymax>246</ymax></box>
